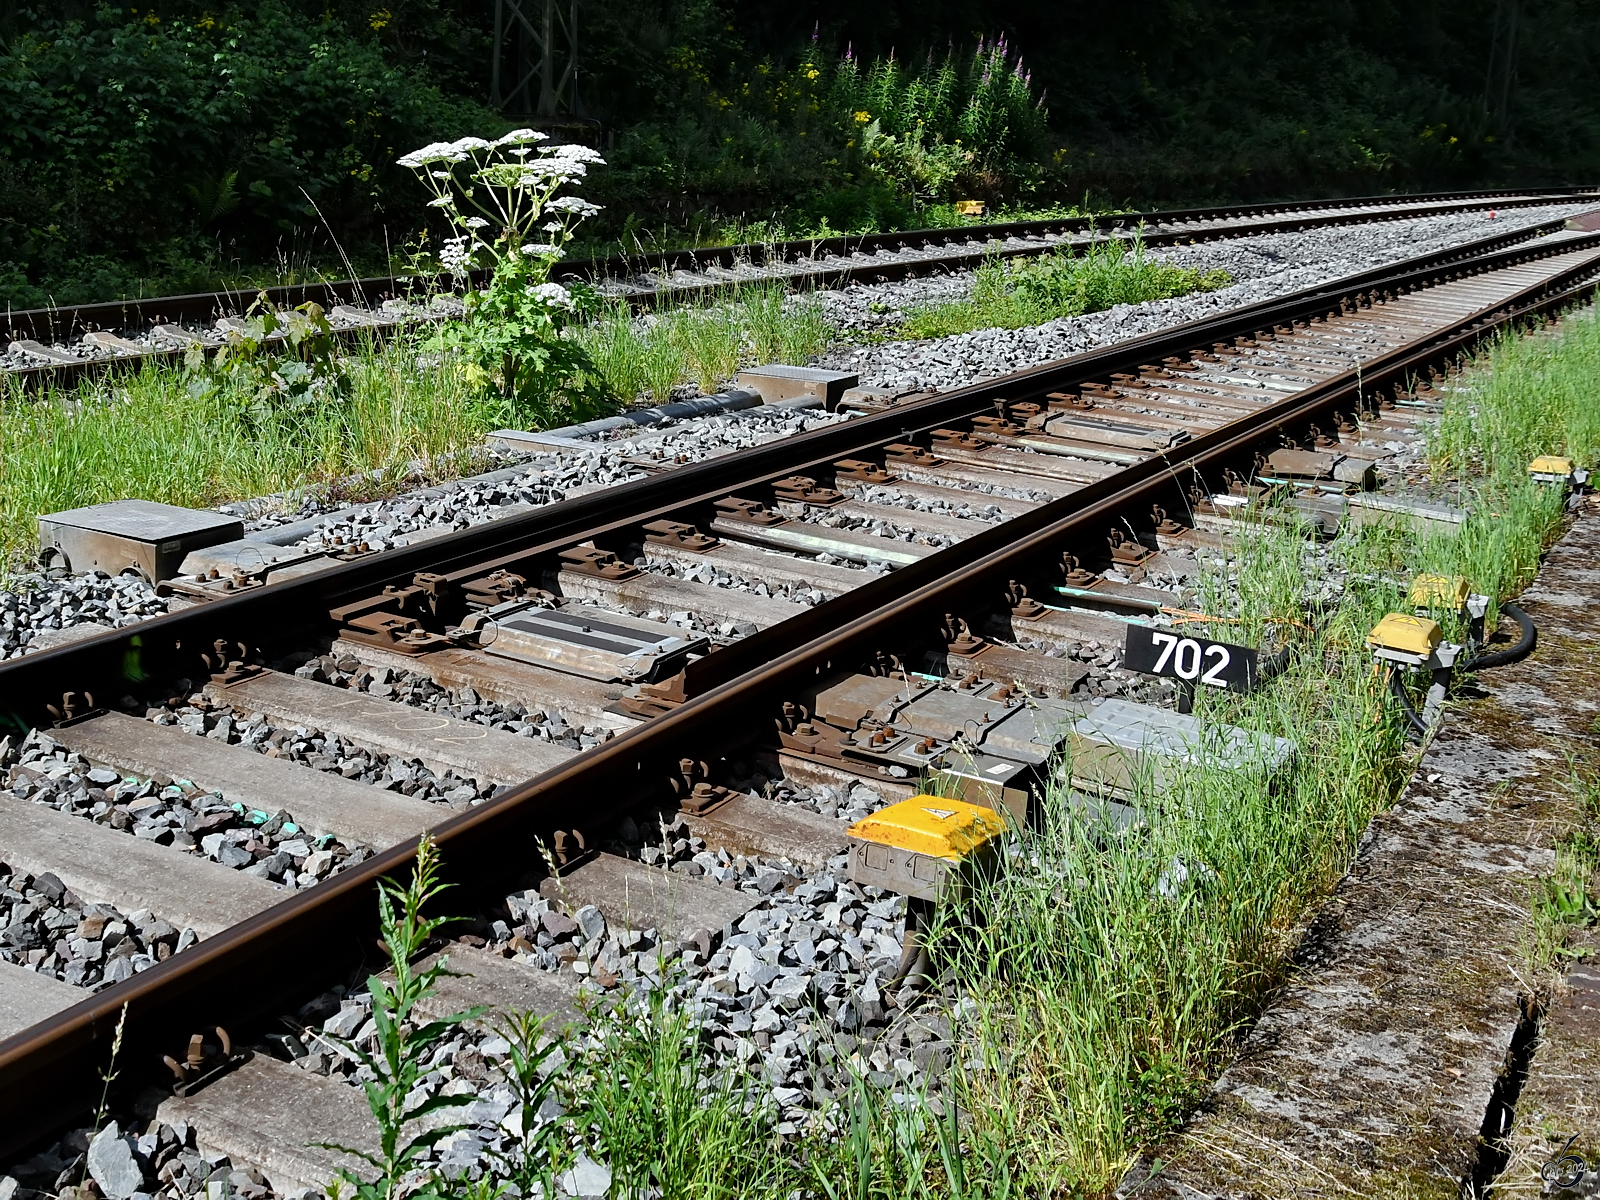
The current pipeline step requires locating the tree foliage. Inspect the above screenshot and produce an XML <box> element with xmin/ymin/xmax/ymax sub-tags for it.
<box><xmin>5</xmin><ymin>0</ymin><xmax>1600</xmax><ymax>304</ymax></box>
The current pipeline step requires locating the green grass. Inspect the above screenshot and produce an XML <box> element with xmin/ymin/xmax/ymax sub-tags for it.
<box><xmin>0</xmin><ymin>283</ymin><xmax>832</xmax><ymax>564</ymax></box>
<box><xmin>577</xmin><ymin>283</ymin><xmax>831</xmax><ymax>402</ymax></box>
<box><xmin>0</xmin><ymin>338</ymin><xmax>509</xmax><ymax>561</ymax></box>
<box><xmin>898</xmin><ymin>239</ymin><xmax>1232</xmax><ymax>341</ymax></box>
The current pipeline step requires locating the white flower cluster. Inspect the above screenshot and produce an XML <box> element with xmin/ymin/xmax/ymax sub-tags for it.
<box><xmin>547</xmin><ymin>195</ymin><xmax>604</xmax><ymax>216</ymax></box>
<box><xmin>526</xmin><ymin>282</ymin><xmax>574</xmax><ymax>309</ymax></box>
<box><xmin>398</xmin><ymin>130</ymin><xmax>605</xmax><ymax>280</ymax></box>
<box><xmin>439</xmin><ymin>236</ymin><xmax>472</xmax><ymax>274</ymax></box>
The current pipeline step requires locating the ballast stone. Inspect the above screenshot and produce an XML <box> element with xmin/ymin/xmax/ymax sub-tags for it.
<box><xmin>86</xmin><ymin>1123</ymin><xmax>145</xmax><ymax>1200</ymax></box>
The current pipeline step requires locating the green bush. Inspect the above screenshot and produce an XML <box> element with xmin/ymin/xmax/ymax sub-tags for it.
<box><xmin>0</xmin><ymin>2</ymin><xmax>498</xmax><ymax>306</ymax></box>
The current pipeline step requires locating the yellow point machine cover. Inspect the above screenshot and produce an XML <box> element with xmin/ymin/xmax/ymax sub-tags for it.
<box><xmin>1367</xmin><ymin>612</ymin><xmax>1443</xmax><ymax>660</ymax></box>
<box><xmin>1407</xmin><ymin>573</ymin><xmax>1471</xmax><ymax>610</ymax></box>
<box><xmin>847</xmin><ymin>795</ymin><xmax>1006</xmax><ymax>901</ymax></box>
<box><xmin>1529</xmin><ymin>455</ymin><xmax>1575</xmax><ymax>484</ymax></box>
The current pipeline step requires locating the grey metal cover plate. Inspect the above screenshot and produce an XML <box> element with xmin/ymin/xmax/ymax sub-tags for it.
<box><xmin>485</xmin><ymin>606</ymin><xmax>705</xmax><ymax>682</ymax></box>
<box><xmin>40</xmin><ymin>498</ymin><xmax>242</xmax><ymax>540</ymax></box>
<box><xmin>1071</xmin><ymin>698</ymin><xmax>1297</xmax><ymax>772</ymax></box>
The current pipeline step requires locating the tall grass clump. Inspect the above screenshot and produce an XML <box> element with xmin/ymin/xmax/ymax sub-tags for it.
<box><xmin>931</xmin><ymin>306</ymin><xmax>1600</xmax><ymax>1190</ymax></box>
<box><xmin>937</xmin><ymin>519</ymin><xmax>1409</xmax><ymax>1191</ymax></box>
<box><xmin>901</xmin><ymin>239</ymin><xmax>1231</xmax><ymax>340</ymax></box>
<box><xmin>576</xmin><ymin>283</ymin><xmax>830</xmax><ymax>404</ymax></box>
<box><xmin>0</xmin><ymin>339</ymin><xmax>505</xmax><ymax>560</ymax></box>
<box><xmin>1422</xmin><ymin>302</ymin><xmax>1600</xmax><ymax>608</ymax></box>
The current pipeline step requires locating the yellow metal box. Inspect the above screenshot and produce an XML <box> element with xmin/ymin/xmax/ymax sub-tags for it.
<box><xmin>847</xmin><ymin>796</ymin><xmax>1006</xmax><ymax>901</ymax></box>
<box><xmin>1529</xmin><ymin>455</ymin><xmax>1574</xmax><ymax>483</ymax></box>
<box><xmin>1407</xmin><ymin>574</ymin><xmax>1470</xmax><ymax>610</ymax></box>
<box><xmin>1367</xmin><ymin>612</ymin><xmax>1442</xmax><ymax>659</ymax></box>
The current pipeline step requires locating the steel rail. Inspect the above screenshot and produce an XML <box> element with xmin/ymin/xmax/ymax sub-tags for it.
<box><xmin>0</xmin><ymin>215</ymin><xmax>1577</xmax><ymax>734</ymax></box>
<box><xmin>1</xmin><ymin>227</ymin><xmax>1597</xmax><ymax>1152</ymax></box>
<box><xmin>3</xmin><ymin>187</ymin><xmax>1592</xmax><ymax>394</ymax></box>
<box><xmin>0</xmin><ymin>216</ymin><xmax>1583</xmax><ymax>737</ymax></box>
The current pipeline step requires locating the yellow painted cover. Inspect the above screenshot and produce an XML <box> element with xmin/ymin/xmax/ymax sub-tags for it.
<box><xmin>1408</xmin><ymin>574</ymin><xmax>1470</xmax><ymax>609</ymax></box>
<box><xmin>1367</xmin><ymin>612</ymin><xmax>1443</xmax><ymax>656</ymax></box>
<box><xmin>1529</xmin><ymin>455</ymin><xmax>1574</xmax><ymax>476</ymax></box>
<box><xmin>847</xmin><ymin>796</ymin><xmax>1006</xmax><ymax>860</ymax></box>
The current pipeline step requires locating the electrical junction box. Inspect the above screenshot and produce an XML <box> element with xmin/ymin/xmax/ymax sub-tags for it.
<box><xmin>848</xmin><ymin>795</ymin><xmax>1006</xmax><ymax>902</ymax></box>
<box><xmin>1408</xmin><ymin>574</ymin><xmax>1471</xmax><ymax>611</ymax></box>
<box><xmin>1367</xmin><ymin>613</ymin><xmax>1443</xmax><ymax>665</ymax></box>
<box><xmin>1059</xmin><ymin>698</ymin><xmax>1298</xmax><ymax>800</ymax></box>
<box><xmin>38</xmin><ymin>499</ymin><xmax>244</xmax><ymax>583</ymax></box>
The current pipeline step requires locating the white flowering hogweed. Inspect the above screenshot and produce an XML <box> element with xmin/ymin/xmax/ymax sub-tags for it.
<box><xmin>397</xmin><ymin>130</ymin><xmax>610</xmax><ymax>424</ymax></box>
<box><xmin>397</xmin><ymin>130</ymin><xmax>604</xmax><ymax>280</ymax></box>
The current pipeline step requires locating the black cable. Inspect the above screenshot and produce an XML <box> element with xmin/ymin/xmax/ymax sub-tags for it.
<box><xmin>1465</xmin><ymin>601</ymin><xmax>1537</xmax><ymax>669</ymax></box>
<box><xmin>1388</xmin><ymin>667</ymin><xmax>1432</xmax><ymax>739</ymax></box>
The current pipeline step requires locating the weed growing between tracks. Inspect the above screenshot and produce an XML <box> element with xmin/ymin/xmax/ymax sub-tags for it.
<box><xmin>898</xmin><ymin>239</ymin><xmax>1232</xmax><ymax>341</ymax></box>
<box><xmin>576</xmin><ymin>282</ymin><xmax>831</xmax><ymax>402</ymax></box>
<box><xmin>926</xmin><ymin>305</ymin><xmax>1599</xmax><ymax>1192</ymax></box>
<box><xmin>0</xmin><ymin>340</ymin><xmax>508</xmax><ymax>560</ymax></box>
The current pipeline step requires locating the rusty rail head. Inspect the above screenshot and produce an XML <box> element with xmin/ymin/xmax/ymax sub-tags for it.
<box><xmin>2</xmin><ymin>225</ymin><xmax>1599</xmax><ymax>1154</ymax></box>
<box><xmin>0</xmin><ymin>215</ymin><xmax>1584</xmax><ymax>742</ymax></box>
<box><xmin>3</xmin><ymin>188</ymin><xmax>1593</xmax><ymax>350</ymax></box>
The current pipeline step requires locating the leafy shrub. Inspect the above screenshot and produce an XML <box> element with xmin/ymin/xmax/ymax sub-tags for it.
<box><xmin>0</xmin><ymin>2</ymin><xmax>498</xmax><ymax>305</ymax></box>
<box><xmin>824</xmin><ymin>36</ymin><xmax>1050</xmax><ymax>197</ymax></box>
<box><xmin>184</xmin><ymin>298</ymin><xmax>348</xmax><ymax>417</ymax></box>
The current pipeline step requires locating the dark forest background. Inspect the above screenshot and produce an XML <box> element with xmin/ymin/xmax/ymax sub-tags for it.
<box><xmin>2</xmin><ymin>0</ymin><xmax>1595</xmax><ymax>306</ymax></box>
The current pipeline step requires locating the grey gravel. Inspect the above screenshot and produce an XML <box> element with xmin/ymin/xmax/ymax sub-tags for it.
<box><xmin>3</xmin><ymin>1116</ymin><xmax>258</xmax><ymax>1200</ymax></box>
<box><xmin>87</xmin><ymin>1123</ymin><xmax>146</xmax><ymax>1200</ymax></box>
<box><xmin>819</xmin><ymin>201</ymin><xmax>1596</xmax><ymax>391</ymax></box>
<box><xmin>0</xmin><ymin>851</ymin><xmax>193</xmax><ymax>989</ymax></box>
<box><xmin>0</xmin><ymin>572</ymin><xmax>168</xmax><ymax>661</ymax></box>
<box><xmin>3</xmin><ymin>726</ymin><xmax>364</xmax><ymax>891</ymax></box>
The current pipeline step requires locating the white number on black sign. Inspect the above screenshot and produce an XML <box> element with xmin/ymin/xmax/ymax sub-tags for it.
<box><xmin>1124</xmin><ymin>625</ymin><xmax>1258</xmax><ymax>692</ymax></box>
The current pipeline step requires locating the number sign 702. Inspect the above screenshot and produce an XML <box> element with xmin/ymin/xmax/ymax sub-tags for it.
<box><xmin>1122</xmin><ymin>625</ymin><xmax>1258</xmax><ymax>692</ymax></box>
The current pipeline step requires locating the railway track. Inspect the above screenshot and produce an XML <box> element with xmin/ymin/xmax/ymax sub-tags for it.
<box><xmin>3</xmin><ymin>214</ymin><xmax>1600</xmax><ymax>1185</ymax></box>
<box><xmin>3</xmin><ymin>186</ymin><xmax>1594</xmax><ymax>392</ymax></box>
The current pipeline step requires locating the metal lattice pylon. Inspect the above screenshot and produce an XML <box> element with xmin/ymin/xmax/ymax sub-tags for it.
<box><xmin>491</xmin><ymin>0</ymin><xmax>579</xmax><ymax>116</ymax></box>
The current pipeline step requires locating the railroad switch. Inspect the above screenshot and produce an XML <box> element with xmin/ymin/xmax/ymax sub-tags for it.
<box><xmin>848</xmin><ymin>795</ymin><xmax>1007</xmax><ymax>991</ymax></box>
